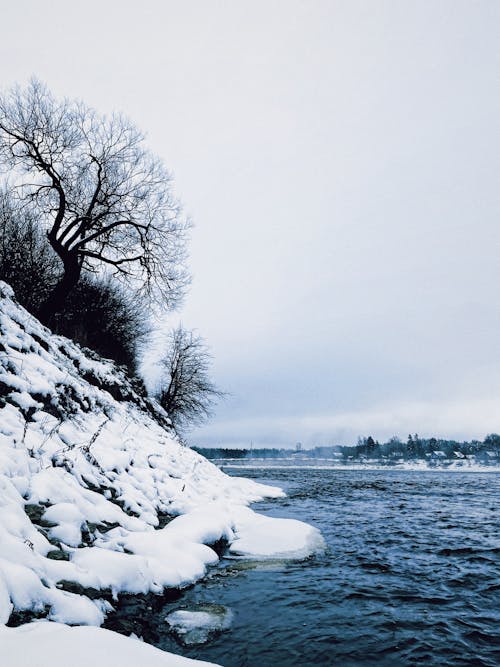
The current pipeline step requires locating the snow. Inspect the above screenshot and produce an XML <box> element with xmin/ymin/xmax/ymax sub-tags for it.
<box><xmin>229</xmin><ymin>505</ymin><xmax>325</xmax><ymax>559</ymax></box>
<box><xmin>0</xmin><ymin>622</ymin><xmax>220</xmax><ymax>666</ymax></box>
<box><xmin>70</xmin><ymin>547</ymin><xmax>164</xmax><ymax>596</ymax></box>
<box><xmin>0</xmin><ymin>281</ymin><xmax>323</xmax><ymax>664</ymax></box>
<box><xmin>0</xmin><ymin>571</ymin><xmax>12</xmax><ymax>624</ymax></box>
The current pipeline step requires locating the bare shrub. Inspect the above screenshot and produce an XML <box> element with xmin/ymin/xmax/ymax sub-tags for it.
<box><xmin>156</xmin><ymin>326</ymin><xmax>224</xmax><ymax>431</ymax></box>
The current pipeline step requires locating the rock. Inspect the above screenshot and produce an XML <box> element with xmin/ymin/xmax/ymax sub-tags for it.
<box><xmin>46</xmin><ymin>549</ymin><xmax>69</xmax><ymax>561</ymax></box>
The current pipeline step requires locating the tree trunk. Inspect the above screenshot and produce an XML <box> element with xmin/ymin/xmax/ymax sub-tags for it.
<box><xmin>37</xmin><ymin>254</ymin><xmax>81</xmax><ymax>327</ymax></box>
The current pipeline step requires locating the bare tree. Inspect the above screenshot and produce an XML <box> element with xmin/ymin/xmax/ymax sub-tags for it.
<box><xmin>156</xmin><ymin>326</ymin><xmax>225</xmax><ymax>431</ymax></box>
<box><xmin>0</xmin><ymin>79</ymin><xmax>190</xmax><ymax>324</ymax></box>
<box><xmin>0</xmin><ymin>187</ymin><xmax>149</xmax><ymax>370</ymax></box>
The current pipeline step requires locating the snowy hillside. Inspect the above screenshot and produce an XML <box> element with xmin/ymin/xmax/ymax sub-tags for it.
<box><xmin>0</xmin><ymin>281</ymin><xmax>324</xmax><ymax>665</ymax></box>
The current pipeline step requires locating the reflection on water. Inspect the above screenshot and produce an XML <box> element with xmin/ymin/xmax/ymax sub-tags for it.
<box><xmin>155</xmin><ymin>469</ymin><xmax>500</xmax><ymax>667</ymax></box>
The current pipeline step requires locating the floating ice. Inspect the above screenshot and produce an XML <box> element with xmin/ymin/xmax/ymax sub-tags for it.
<box><xmin>166</xmin><ymin>605</ymin><xmax>233</xmax><ymax>645</ymax></box>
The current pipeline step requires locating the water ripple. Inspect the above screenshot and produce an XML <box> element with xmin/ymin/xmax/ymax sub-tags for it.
<box><xmin>149</xmin><ymin>469</ymin><xmax>500</xmax><ymax>666</ymax></box>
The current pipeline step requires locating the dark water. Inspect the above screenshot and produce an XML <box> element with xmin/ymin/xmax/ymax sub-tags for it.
<box><xmin>155</xmin><ymin>468</ymin><xmax>500</xmax><ymax>666</ymax></box>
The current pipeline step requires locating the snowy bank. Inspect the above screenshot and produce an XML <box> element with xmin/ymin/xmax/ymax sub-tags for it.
<box><xmin>0</xmin><ymin>622</ymin><xmax>219</xmax><ymax>666</ymax></box>
<box><xmin>0</xmin><ymin>282</ymin><xmax>324</xmax><ymax>663</ymax></box>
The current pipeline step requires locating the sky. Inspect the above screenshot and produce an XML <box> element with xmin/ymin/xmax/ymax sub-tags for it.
<box><xmin>1</xmin><ymin>1</ymin><xmax>499</xmax><ymax>447</ymax></box>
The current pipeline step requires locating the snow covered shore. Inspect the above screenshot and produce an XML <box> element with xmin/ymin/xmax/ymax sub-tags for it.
<box><xmin>0</xmin><ymin>623</ymin><xmax>220</xmax><ymax>667</ymax></box>
<box><xmin>0</xmin><ymin>282</ymin><xmax>324</xmax><ymax>665</ymax></box>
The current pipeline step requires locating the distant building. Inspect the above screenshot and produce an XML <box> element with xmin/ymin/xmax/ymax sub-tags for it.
<box><xmin>429</xmin><ymin>450</ymin><xmax>447</xmax><ymax>460</ymax></box>
<box><xmin>482</xmin><ymin>450</ymin><xmax>499</xmax><ymax>460</ymax></box>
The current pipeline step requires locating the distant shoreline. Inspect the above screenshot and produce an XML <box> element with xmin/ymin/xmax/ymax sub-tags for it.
<box><xmin>216</xmin><ymin>460</ymin><xmax>500</xmax><ymax>473</ymax></box>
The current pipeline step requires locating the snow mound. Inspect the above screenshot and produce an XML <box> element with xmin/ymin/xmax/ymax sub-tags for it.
<box><xmin>0</xmin><ymin>281</ymin><xmax>323</xmax><ymax>663</ymax></box>
<box><xmin>0</xmin><ymin>622</ymin><xmax>220</xmax><ymax>666</ymax></box>
<box><xmin>229</xmin><ymin>506</ymin><xmax>326</xmax><ymax>559</ymax></box>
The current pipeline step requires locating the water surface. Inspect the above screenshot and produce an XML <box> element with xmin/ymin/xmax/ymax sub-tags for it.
<box><xmin>154</xmin><ymin>468</ymin><xmax>500</xmax><ymax>666</ymax></box>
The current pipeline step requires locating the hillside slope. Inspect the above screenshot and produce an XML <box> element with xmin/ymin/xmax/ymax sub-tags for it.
<box><xmin>0</xmin><ymin>282</ymin><xmax>323</xmax><ymax>664</ymax></box>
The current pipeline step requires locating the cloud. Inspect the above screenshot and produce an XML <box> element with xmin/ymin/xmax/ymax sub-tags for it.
<box><xmin>191</xmin><ymin>395</ymin><xmax>500</xmax><ymax>448</ymax></box>
<box><xmin>1</xmin><ymin>1</ymin><xmax>499</xmax><ymax>447</ymax></box>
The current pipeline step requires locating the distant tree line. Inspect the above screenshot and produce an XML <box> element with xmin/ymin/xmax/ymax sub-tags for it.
<box><xmin>0</xmin><ymin>79</ymin><xmax>223</xmax><ymax>433</ymax></box>
<box><xmin>343</xmin><ymin>433</ymin><xmax>500</xmax><ymax>459</ymax></box>
<box><xmin>193</xmin><ymin>446</ymin><xmax>343</xmax><ymax>459</ymax></box>
<box><xmin>194</xmin><ymin>448</ymin><xmax>250</xmax><ymax>459</ymax></box>
<box><xmin>194</xmin><ymin>434</ymin><xmax>500</xmax><ymax>460</ymax></box>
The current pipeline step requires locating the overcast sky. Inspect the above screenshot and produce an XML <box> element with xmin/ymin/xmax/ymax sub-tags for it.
<box><xmin>1</xmin><ymin>1</ymin><xmax>499</xmax><ymax>446</ymax></box>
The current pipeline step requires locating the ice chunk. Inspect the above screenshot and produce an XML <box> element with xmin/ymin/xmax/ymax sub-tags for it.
<box><xmin>166</xmin><ymin>605</ymin><xmax>233</xmax><ymax>645</ymax></box>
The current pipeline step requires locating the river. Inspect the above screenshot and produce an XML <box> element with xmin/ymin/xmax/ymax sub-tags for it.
<box><xmin>147</xmin><ymin>467</ymin><xmax>500</xmax><ymax>666</ymax></box>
